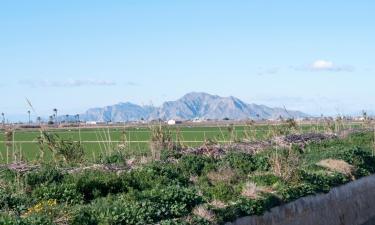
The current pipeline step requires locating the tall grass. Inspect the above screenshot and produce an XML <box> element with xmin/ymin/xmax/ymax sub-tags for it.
<box><xmin>149</xmin><ymin>124</ymin><xmax>173</xmax><ymax>160</ymax></box>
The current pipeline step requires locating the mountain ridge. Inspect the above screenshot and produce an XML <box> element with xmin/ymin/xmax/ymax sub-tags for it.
<box><xmin>80</xmin><ymin>92</ymin><xmax>309</xmax><ymax>122</ymax></box>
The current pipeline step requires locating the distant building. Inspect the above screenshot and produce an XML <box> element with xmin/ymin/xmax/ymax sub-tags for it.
<box><xmin>167</xmin><ymin>120</ymin><xmax>176</xmax><ymax>125</ymax></box>
<box><xmin>86</xmin><ymin>121</ymin><xmax>97</xmax><ymax>125</ymax></box>
<box><xmin>192</xmin><ymin>118</ymin><xmax>204</xmax><ymax>123</ymax></box>
<box><xmin>167</xmin><ymin>119</ymin><xmax>182</xmax><ymax>125</ymax></box>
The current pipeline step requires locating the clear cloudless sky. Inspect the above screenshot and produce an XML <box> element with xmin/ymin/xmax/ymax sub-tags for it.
<box><xmin>0</xmin><ymin>0</ymin><xmax>374</xmax><ymax>121</ymax></box>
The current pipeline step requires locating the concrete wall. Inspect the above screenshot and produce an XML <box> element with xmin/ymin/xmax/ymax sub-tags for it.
<box><xmin>226</xmin><ymin>174</ymin><xmax>375</xmax><ymax>225</ymax></box>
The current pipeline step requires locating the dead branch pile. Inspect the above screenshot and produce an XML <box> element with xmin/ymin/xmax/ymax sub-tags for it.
<box><xmin>1</xmin><ymin>162</ymin><xmax>40</xmax><ymax>173</ymax></box>
<box><xmin>273</xmin><ymin>133</ymin><xmax>337</xmax><ymax>149</ymax></box>
<box><xmin>63</xmin><ymin>164</ymin><xmax>129</xmax><ymax>174</ymax></box>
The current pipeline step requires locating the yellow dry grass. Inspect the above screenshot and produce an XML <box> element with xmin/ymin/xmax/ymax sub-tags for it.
<box><xmin>192</xmin><ymin>205</ymin><xmax>216</xmax><ymax>222</ymax></box>
<box><xmin>207</xmin><ymin>167</ymin><xmax>236</xmax><ymax>183</ymax></box>
<box><xmin>317</xmin><ymin>159</ymin><xmax>354</xmax><ymax>176</ymax></box>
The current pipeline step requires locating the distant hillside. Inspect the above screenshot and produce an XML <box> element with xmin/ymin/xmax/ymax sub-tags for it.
<box><xmin>80</xmin><ymin>92</ymin><xmax>309</xmax><ymax>122</ymax></box>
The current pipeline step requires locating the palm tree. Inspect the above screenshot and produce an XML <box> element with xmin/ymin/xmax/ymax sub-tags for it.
<box><xmin>65</xmin><ymin>114</ymin><xmax>69</xmax><ymax>123</ymax></box>
<box><xmin>37</xmin><ymin>116</ymin><xmax>42</xmax><ymax>125</ymax></box>
<box><xmin>75</xmin><ymin>114</ymin><xmax>80</xmax><ymax>123</ymax></box>
<box><xmin>1</xmin><ymin>112</ymin><xmax>4</xmax><ymax>125</ymax></box>
<box><xmin>27</xmin><ymin>110</ymin><xmax>31</xmax><ymax>124</ymax></box>
<box><xmin>53</xmin><ymin>108</ymin><xmax>58</xmax><ymax>124</ymax></box>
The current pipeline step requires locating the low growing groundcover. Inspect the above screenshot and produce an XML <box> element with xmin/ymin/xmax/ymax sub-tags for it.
<box><xmin>1</xmin><ymin>131</ymin><xmax>375</xmax><ymax>225</ymax></box>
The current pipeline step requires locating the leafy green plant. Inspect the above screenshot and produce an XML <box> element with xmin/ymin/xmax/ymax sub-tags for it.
<box><xmin>179</xmin><ymin>155</ymin><xmax>216</xmax><ymax>176</ymax></box>
<box><xmin>73</xmin><ymin>171</ymin><xmax>129</xmax><ymax>202</ymax></box>
<box><xmin>25</xmin><ymin>166</ymin><xmax>64</xmax><ymax>188</ymax></box>
<box><xmin>32</xmin><ymin>183</ymin><xmax>83</xmax><ymax>204</ymax></box>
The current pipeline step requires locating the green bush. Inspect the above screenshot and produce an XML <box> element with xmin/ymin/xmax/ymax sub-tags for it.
<box><xmin>299</xmin><ymin>170</ymin><xmax>349</xmax><ymax>193</ymax></box>
<box><xmin>339</xmin><ymin>147</ymin><xmax>375</xmax><ymax>177</ymax></box>
<box><xmin>238</xmin><ymin>195</ymin><xmax>281</xmax><ymax>216</ymax></box>
<box><xmin>146</xmin><ymin>162</ymin><xmax>189</xmax><ymax>186</ymax></box>
<box><xmin>249</xmin><ymin>174</ymin><xmax>283</xmax><ymax>187</ymax></box>
<box><xmin>125</xmin><ymin>163</ymin><xmax>188</xmax><ymax>191</ymax></box>
<box><xmin>70</xmin><ymin>206</ymin><xmax>98</xmax><ymax>225</ymax></box>
<box><xmin>25</xmin><ymin>166</ymin><xmax>64</xmax><ymax>188</ymax></box>
<box><xmin>280</xmin><ymin>183</ymin><xmax>315</xmax><ymax>202</ymax></box>
<box><xmin>73</xmin><ymin>171</ymin><xmax>129</xmax><ymax>202</ymax></box>
<box><xmin>199</xmin><ymin>181</ymin><xmax>238</xmax><ymax>202</ymax></box>
<box><xmin>32</xmin><ymin>183</ymin><xmax>83</xmax><ymax>204</ymax></box>
<box><xmin>99</xmin><ymin>151</ymin><xmax>127</xmax><ymax>164</ymax></box>
<box><xmin>220</xmin><ymin>152</ymin><xmax>270</xmax><ymax>175</ymax></box>
<box><xmin>71</xmin><ymin>186</ymin><xmax>203</xmax><ymax>225</ymax></box>
<box><xmin>179</xmin><ymin>155</ymin><xmax>216</xmax><ymax>176</ymax></box>
<box><xmin>0</xmin><ymin>189</ymin><xmax>29</xmax><ymax>214</ymax></box>
<box><xmin>214</xmin><ymin>195</ymin><xmax>281</xmax><ymax>223</ymax></box>
<box><xmin>160</xmin><ymin>149</ymin><xmax>183</xmax><ymax>161</ymax></box>
<box><xmin>0</xmin><ymin>214</ymin><xmax>53</xmax><ymax>225</ymax></box>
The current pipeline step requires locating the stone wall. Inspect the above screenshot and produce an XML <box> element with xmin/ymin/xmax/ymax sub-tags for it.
<box><xmin>226</xmin><ymin>175</ymin><xmax>375</xmax><ymax>225</ymax></box>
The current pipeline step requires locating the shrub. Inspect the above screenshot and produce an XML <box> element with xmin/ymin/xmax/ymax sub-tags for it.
<box><xmin>280</xmin><ymin>183</ymin><xmax>315</xmax><ymax>202</ymax></box>
<box><xmin>70</xmin><ymin>206</ymin><xmax>98</xmax><ymax>225</ymax></box>
<box><xmin>73</xmin><ymin>171</ymin><xmax>129</xmax><ymax>202</ymax></box>
<box><xmin>160</xmin><ymin>149</ymin><xmax>182</xmax><ymax>161</ymax></box>
<box><xmin>99</xmin><ymin>150</ymin><xmax>127</xmax><ymax>164</ymax></box>
<box><xmin>72</xmin><ymin>186</ymin><xmax>203</xmax><ymax>225</ymax></box>
<box><xmin>141</xmin><ymin>185</ymin><xmax>204</xmax><ymax>219</ymax></box>
<box><xmin>201</xmin><ymin>182</ymin><xmax>238</xmax><ymax>202</ymax></box>
<box><xmin>179</xmin><ymin>155</ymin><xmax>215</xmax><ymax>176</ymax></box>
<box><xmin>338</xmin><ymin>147</ymin><xmax>375</xmax><ymax>177</ymax></box>
<box><xmin>32</xmin><ymin>183</ymin><xmax>83</xmax><ymax>204</ymax></box>
<box><xmin>146</xmin><ymin>162</ymin><xmax>189</xmax><ymax>186</ymax></box>
<box><xmin>238</xmin><ymin>197</ymin><xmax>274</xmax><ymax>216</ymax></box>
<box><xmin>0</xmin><ymin>213</ymin><xmax>54</xmax><ymax>225</ymax></box>
<box><xmin>0</xmin><ymin>189</ymin><xmax>29</xmax><ymax>214</ymax></box>
<box><xmin>220</xmin><ymin>152</ymin><xmax>270</xmax><ymax>175</ymax></box>
<box><xmin>213</xmin><ymin>195</ymin><xmax>281</xmax><ymax>223</ymax></box>
<box><xmin>249</xmin><ymin>174</ymin><xmax>283</xmax><ymax>187</ymax></box>
<box><xmin>299</xmin><ymin>170</ymin><xmax>349</xmax><ymax>193</ymax></box>
<box><xmin>25</xmin><ymin>166</ymin><xmax>64</xmax><ymax>188</ymax></box>
<box><xmin>125</xmin><ymin>163</ymin><xmax>189</xmax><ymax>191</ymax></box>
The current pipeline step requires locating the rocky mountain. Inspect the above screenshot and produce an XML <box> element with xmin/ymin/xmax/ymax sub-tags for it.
<box><xmin>81</xmin><ymin>92</ymin><xmax>309</xmax><ymax>122</ymax></box>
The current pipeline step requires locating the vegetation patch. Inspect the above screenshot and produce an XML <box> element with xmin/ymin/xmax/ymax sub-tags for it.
<box><xmin>1</xmin><ymin>125</ymin><xmax>375</xmax><ymax>224</ymax></box>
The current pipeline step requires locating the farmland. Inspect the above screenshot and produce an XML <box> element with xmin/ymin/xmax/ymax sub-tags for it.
<box><xmin>1</xmin><ymin>121</ymin><xmax>375</xmax><ymax>224</ymax></box>
<box><xmin>0</xmin><ymin>122</ymin><xmax>361</xmax><ymax>163</ymax></box>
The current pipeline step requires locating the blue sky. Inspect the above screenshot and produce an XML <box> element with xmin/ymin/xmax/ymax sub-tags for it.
<box><xmin>0</xmin><ymin>0</ymin><xmax>374</xmax><ymax>121</ymax></box>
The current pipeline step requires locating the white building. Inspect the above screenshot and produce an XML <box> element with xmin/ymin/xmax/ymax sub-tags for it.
<box><xmin>86</xmin><ymin>121</ymin><xmax>97</xmax><ymax>125</ymax></box>
<box><xmin>167</xmin><ymin>120</ymin><xmax>176</xmax><ymax>125</ymax></box>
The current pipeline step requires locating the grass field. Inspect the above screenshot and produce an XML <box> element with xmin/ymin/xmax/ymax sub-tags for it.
<box><xmin>0</xmin><ymin>122</ymin><xmax>363</xmax><ymax>163</ymax></box>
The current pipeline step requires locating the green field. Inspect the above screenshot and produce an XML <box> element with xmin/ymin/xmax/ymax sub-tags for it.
<box><xmin>0</xmin><ymin>123</ymin><xmax>361</xmax><ymax>163</ymax></box>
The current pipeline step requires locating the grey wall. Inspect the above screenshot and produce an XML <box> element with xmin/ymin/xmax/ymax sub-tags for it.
<box><xmin>226</xmin><ymin>175</ymin><xmax>375</xmax><ymax>225</ymax></box>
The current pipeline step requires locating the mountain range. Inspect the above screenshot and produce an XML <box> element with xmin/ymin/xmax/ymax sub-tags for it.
<box><xmin>78</xmin><ymin>92</ymin><xmax>309</xmax><ymax>122</ymax></box>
